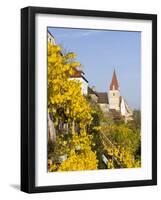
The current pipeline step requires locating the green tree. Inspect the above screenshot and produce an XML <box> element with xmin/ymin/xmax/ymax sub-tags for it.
<box><xmin>101</xmin><ymin>123</ymin><xmax>141</xmax><ymax>168</ymax></box>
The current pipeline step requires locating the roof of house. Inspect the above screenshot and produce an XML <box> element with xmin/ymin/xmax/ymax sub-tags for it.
<box><xmin>70</xmin><ymin>68</ymin><xmax>82</xmax><ymax>77</ymax></box>
<box><xmin>110</xmin><ymin>70</ymin><xmax>119</xmax><ymax>90</ymax></box>
<box><xmin>47</xmin><ymin>30</ymin><xmax>56</xmax><ymax>43</ymax></box>
<box><xmin>97</xmin><ymin>92</ymin><xmax>109</xmax><ymax>104</ymax></box>
<box><xmin>70</xmin><ymin>68</ymin><xmax>88</xmax><ymax>83</ymax></box>
<box><xmin>120</xmin><ymin>96</ymin><xmax>133</xmax><ymax>115</ymax></box>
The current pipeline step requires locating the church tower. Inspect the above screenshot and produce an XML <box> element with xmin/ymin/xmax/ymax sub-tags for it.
<box><xmin>108</xmin><ymin>70</ymin><xmax>120</xmax><ymax>111</ymax></box>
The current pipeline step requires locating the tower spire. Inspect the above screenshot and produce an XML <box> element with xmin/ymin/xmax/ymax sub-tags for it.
<box><xmin>110</xmin><ymin>69</ymin><xmax>119</xmax><ymax>90</ymax></box>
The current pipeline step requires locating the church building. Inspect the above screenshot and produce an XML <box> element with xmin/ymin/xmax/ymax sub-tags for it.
<box><xmin>88</xmin><ymin>70</ymin><xmax>133</xmax><ymax>122</ymax></box>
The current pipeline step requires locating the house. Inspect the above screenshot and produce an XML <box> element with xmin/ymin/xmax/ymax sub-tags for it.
<box><xmin>69</xmin><ymin>68</ymin><xmax>89</xmax><ymax>95</ymax></box>
<box><xmin>48</xmin><ymin>30</ymin><xmax>56</xmax><ymax>45</ymax></box>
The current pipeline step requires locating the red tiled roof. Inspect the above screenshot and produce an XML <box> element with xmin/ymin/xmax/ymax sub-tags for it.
<box><xmin>70</xmin><ymin>68</ymin><xmax>88</xmax><ymax>83</ymax></box>
<box><xmin>110</xmin><ymin>70</ymin><xmax>119</xmax><ymax>90</ymax></box>
<box><xmin>70</xmin><ymin>68</ymin><xmax>82</xmax><ymax>78</ymax></box>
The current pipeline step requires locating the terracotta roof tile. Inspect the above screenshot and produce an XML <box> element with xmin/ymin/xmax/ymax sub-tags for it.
<box><xmin>110</xmin><ymin>70</ymin><xmax>119</xmax><ymax>90</ymax></box>
<box><xmin>70</xmin><ymin>68</ymin><xmax>88</xmax><ymax>83</ymax></box>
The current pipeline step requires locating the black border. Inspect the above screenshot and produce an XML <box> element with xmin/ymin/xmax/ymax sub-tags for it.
<box><xmin>21</xmin><ymin>6</ymin><xmax>157</xmax><ymax>193</ymax></box>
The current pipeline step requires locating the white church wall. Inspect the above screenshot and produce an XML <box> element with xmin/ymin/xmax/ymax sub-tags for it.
<box><xmin>120</xmin><ymin>97</ymin><xmax>133</xmax><ymax>122</ymax></box>
<box><xmin>108</xmin><ymin>90</ymin><xmax>120</xmax><ymax>111</ymax></box>
<box><xmin>120</xmin><ymin>97</ymin><xmax>126</xmax><ymax>116</ymax></box>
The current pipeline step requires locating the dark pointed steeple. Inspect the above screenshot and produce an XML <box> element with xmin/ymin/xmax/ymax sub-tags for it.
<box><xmin>110</xmin><ymin>70</ymin><xmax>119</xmax><ymax>90</ymax></box>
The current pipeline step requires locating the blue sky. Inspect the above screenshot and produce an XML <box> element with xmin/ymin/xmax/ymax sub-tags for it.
<box><xmin>48</xmin><ymin>27</ymin><xmax>141</xmax><ymax>109</ymax></box>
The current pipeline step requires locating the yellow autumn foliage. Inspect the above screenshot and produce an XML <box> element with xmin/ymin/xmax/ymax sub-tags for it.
<box><xmin>48</xmin><ymin>43</ymin><xmax>93</xmax><ymax>129</ymax></box>
<box><xmin>106</xmin><ymin>145</ymin><xmax>140</xmax><ymax>169</ymax></box>
<box><xmin>48</xmin><ymin>42</ymin><xmax>98</xmax><ymax>171</ymax></box>
<box><xmin>58</xmin><ymin>133</ymin><xmax>98</xmax><ymax>171</ymax></box>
